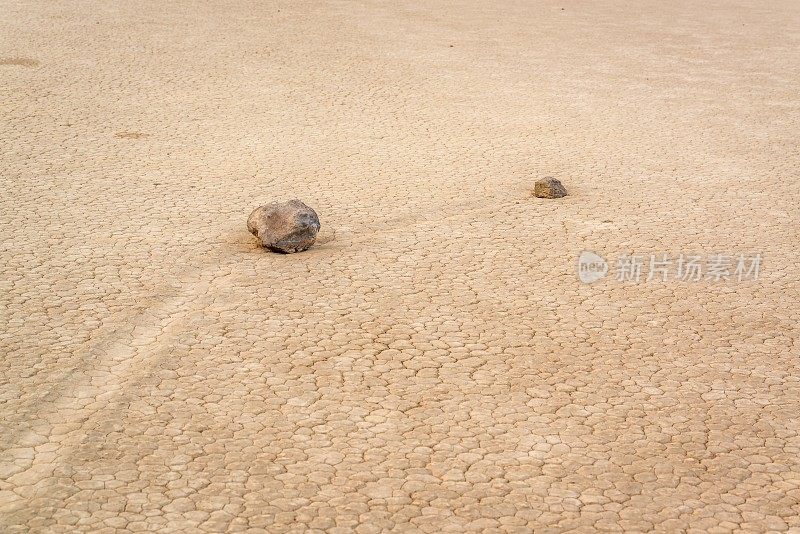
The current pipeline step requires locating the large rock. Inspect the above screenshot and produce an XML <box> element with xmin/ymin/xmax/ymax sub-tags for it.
<box><xmin>247</xmin><ymin>200</ymin><xmax>321</xmax><ymax>253</ymax></box>
<box><xmin>533</xmin><ymin>177</ymin><xmax>567</xmax><ymax>199</ymax></box>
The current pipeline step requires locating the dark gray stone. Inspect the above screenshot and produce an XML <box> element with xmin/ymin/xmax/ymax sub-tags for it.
<box><xmin>247</xmin><ymin>200</ymin><xmax>321</xmax><ymax>253</ymax></box>
<box><xmin>534</xmin><ymin>177</ymin><xmax>567</xmax><ymax>199</ymax></box>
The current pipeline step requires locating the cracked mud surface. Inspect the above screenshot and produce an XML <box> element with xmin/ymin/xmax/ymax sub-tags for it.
<box><xmin>1</xmin><ymin>0</ymin><xmax>799</xmax><ymax>532</ymax></box>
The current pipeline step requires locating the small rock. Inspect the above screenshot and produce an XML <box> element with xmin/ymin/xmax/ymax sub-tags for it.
<box><xmin>247</xmin><ymin>200</ymin><xmax>320</xmax><ymax>253</ymax></box>
<box><xmin>534</xmin><ymin>177</ymin><xmax>567</xmax><ymax>198</ymax></box>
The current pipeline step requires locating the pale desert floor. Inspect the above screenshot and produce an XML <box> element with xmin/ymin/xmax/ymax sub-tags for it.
<box><xmin>2</xmin><ymin>1</ymin><xmax>800</xmax><ymax>532</ymax></box>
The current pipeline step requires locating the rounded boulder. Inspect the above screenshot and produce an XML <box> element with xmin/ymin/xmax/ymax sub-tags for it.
<box><xmin>247</xmin><ymin>200</ymin><xmax>321</xmax><ymax>253</ymax></box>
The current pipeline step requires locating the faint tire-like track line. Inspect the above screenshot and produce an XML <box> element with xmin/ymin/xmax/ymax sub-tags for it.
<box><xmin>0</xmin><ymin>265</ymin><xmax>220</xmax><ymax>528</ymax></box>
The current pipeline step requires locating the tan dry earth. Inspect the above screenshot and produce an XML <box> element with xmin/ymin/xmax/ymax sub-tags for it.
<box><xmin>1</xmin><ymin>0</ymin><xmax>800</xmax><ymax>532</ymax></box>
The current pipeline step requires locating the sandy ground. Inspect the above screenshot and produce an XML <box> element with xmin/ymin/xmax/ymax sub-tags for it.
<box><xmin>2</xmin><ymin>0</ymin><xmax>800</xmax><ymax>532</ymax></box>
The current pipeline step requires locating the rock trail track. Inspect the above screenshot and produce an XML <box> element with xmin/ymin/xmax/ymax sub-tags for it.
<box><xmin>2</xmin><ymin>0</ymin><xmax>800</xmax><ymax>532</ymax></box>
